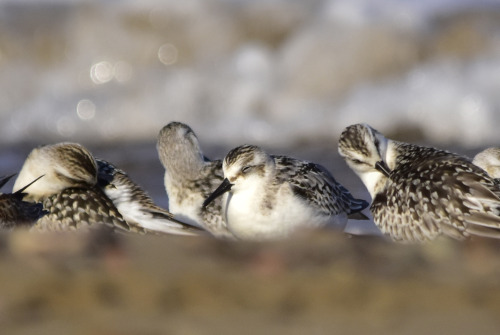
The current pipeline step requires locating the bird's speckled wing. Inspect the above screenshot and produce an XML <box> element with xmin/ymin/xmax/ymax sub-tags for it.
<box><xmin>372</xmin><ymin>143</ymin><xmax>500</xmax><ymax>242</ymax></box>
<box><xmin>273</xmin><ymin>156</ymin><xmax>369</xmax><ymax>216</ymax></box>
<box><xmin>96</xmin><ymin>159</ymin><xmax>202</xmax><ymax>235</ymax></box>
<box><xmin>34</xmin><ymin>186</ymin><xmax>133</xmax><ymax>232</ymax></box>
<box><xmin>96</xmin><ymin>159</ymin><xmax>159</xmax><ymax>209</ymax></box>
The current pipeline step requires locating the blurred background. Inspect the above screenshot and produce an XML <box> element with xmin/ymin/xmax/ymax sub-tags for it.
<box><xmin>1</xmin><ymin>0</ymin><xmax>500</xmax><ymax>334</ymax></box>
<box><xmin>2</xmin><ymin>0</ymin><xmax>500</xmax><ymax>147</ymax></box>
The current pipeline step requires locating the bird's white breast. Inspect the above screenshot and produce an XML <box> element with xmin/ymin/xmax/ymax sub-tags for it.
<box><xmin>224</xmin><ymin>183</ymin><xmax>332</xmax><ymax>241</ymax></box>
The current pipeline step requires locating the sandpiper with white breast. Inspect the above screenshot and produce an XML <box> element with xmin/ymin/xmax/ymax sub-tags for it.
<box><xmin>338</xmin><ymin>123</ymin><xmax>500</xmax><ymax>243</ymax></box>
<box><xmin>203</xmin><ymin>144</ymin><xmax>369</xmax><ymax>241</ymax></box>
<box><xmin>157</xmin><ymin>122</ymin><xmax>232</xmax><ymax>238</ymax></box>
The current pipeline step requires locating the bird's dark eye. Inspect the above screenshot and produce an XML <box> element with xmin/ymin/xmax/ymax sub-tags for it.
<box><xmin>241</xmin><ymin>166</ymin><xmax>252</xmax><ymax>174</ymax></box>
<box><xmin>351</xmin><ymin>158</ymin><xmax>363</xmax><ymax>165</ymax></box>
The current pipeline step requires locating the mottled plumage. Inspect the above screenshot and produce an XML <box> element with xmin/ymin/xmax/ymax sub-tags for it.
<box><xmin>35</xmin><ymin>185</ymin><xmax>130</xmax><ymax>232</ymax></box>
<box><xmin>0</xmin><ymin>174</ymin><xmax>46</xmax><ymax>229</ymax></box>
<box><xmin>13</xmin><ymin>143</ymin><xmax>131</xmax><ymax>232</ymax></box>
<box><xmin>13</xmin><ymin>142</ymin><xmax>197</xmax><ymax>235</ymax></box>
<box><xmin>203</xmin><ymin>144</ymin><xmax>369</xmax><ymax>241</ymax></box>
<box><xmin>338</xmin><ymin>123</ymin><xmax>500</xmax><ymax>243</ymax></box>
<box><xmin>157</xmin><ymin>122</ymin><xmax>232</xmax><ymax>238</ymax></box>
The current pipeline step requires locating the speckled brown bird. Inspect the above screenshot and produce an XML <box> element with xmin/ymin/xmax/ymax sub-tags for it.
<box><xmin>203</xmin><ymin>144</ymin><xmax>368</xmax><ymax>241</ymax></box>
<box><xmin>13</xmin><ymin>142</ymin><xmax>200</xmax><ymax>235</ymax></box>
<box><xmin>338</xmin><ymin>123</ymin><xmax>500</xmax><ymax>243</ymax></box>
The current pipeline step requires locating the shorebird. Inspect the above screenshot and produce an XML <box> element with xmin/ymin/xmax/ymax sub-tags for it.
<box><xmin>13</xmin><ymin>142</ymin><xmax>199</xmax><ymax>235</ymax></box>
<box><xmin>157</xmin><ymin>122</ymin><xmax>233</xmax><ymax>238</ymax></box>
<box><xmin>473</xmin><ymin>147</ymin><xmax>500</xmax><ymax>179</ymax></box>
<box><xmin>202</xmin><ymin>144</ymin><xmax>369</xmax><ymax>241</ymax></box>
<box><xmin>338</xmin><ymin>123</ymin><xmax>500</xmax><ymax>243</ymax></box>
<box><xmin>0</xmin><ymin>174</ymin><xmax>46</xmax><ymax>229</ymax></box>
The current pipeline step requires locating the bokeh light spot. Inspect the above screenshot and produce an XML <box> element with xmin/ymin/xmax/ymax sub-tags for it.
<box><xmin>90</xmin><ymin>61</ymin><xmax>114</xmax><ymax>84</ymax></box>
<box><xmin>76</xmin><ymin>99</ymin><xmax>96</xmax><ymax>120</ymax></box>
<box><xmin>158</xmin><ymin>43</ymin><xmax>178</xmax><ymax>66</ymax></box>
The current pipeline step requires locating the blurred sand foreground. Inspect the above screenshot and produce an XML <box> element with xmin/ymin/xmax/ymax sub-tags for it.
<box><xmin>0</xmin><ymin>229</ymin><xmax>499</xmax><ymax>335</ymax></box>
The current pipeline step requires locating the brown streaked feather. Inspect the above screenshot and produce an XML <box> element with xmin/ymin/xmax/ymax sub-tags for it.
<box><xmin>35</xmin><ymin>186</ymin><xmax>132</xmax><ymax>232</ymax></box>
<box><xmin>373</xmin><ymin>141</ymin><xmax>500</xmax><ymax>241</ymax></box>
<box><xmin>274</xmin><ymin>156</ymin><xmax>368</xmax><ymax>217</ymax></box>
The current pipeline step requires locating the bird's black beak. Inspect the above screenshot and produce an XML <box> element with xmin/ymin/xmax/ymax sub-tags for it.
<box><xmin>202</xmin><ymin>178</ymin><xmax>233</xmax><ymax>208</ymax></box>
<box><xmin>375</xmin><ymin>161</ymin><xmax>391</xmax><ymax>177</ymax></box>
<box><xmin>15</xmin><ymin>175</ymin><xmax>45</xmax><ymax>194</ymax></box>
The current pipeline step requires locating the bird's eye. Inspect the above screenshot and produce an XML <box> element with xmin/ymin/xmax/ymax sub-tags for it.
<box><xmin>351</xmin><ymin>158</ymin><xmax>363</xmax><ymax>165</ymax></box>
<box><xmin>241</xmin><ymin>166</ymin><xmax>252</xmax><ymax>174</ymax></box>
